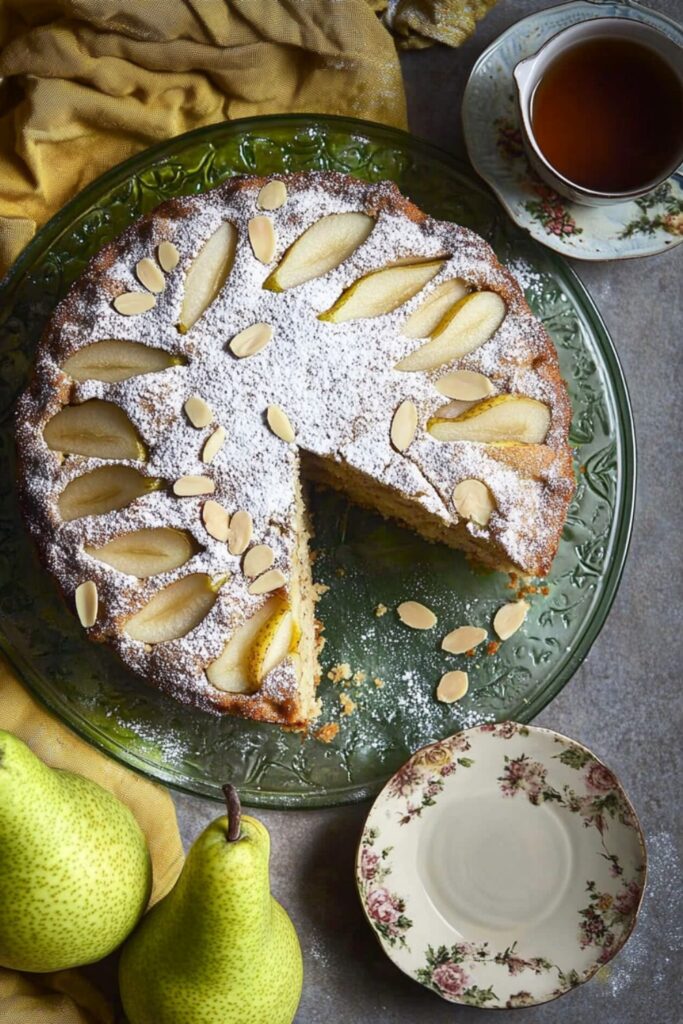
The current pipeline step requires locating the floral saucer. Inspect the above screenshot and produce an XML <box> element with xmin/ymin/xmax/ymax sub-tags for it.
<box><xmin>462</xmin><ymin>0</ymin><xmax>683</xmax><ymax>260</ymax></box>
<box><xmin>356</xmin><ymin>723</ymin><xmax>646</xmax><ymax>1008</ymax></box>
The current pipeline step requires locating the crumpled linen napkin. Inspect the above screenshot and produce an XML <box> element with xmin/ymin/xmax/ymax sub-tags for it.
<box><xmin>0</xmin><ymin>657</ymin><xmax>185</xmax><ymax>1022</ymax></box>
<box><xmin>373</xmin><ymin>0</ymin><xmax>498</xmax><ymax>50</ymax></box>
<box><xmin>0</xmin><ymin>0</ymin><xmax>498</xmax><ymax>278</ymax></box>
<box><xmin>0</xmin><ymin>0</ymin><xmax>408</xmax><ymax>277</ymax></box>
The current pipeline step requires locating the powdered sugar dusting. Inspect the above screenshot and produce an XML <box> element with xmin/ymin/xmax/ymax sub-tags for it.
<box><xmin>16</xmin><ymin>172</ymin><xmax>573</xmax><ymax>722</ymax></box>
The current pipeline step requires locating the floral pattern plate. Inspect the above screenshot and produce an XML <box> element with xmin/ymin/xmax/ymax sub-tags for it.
<box><xmin>356</xmin><ymin>723</ymin><xmax>646</xmax><ymax>1008</ymax></box>
<box><xmin>462</xmin><ymin>0</ymin><xmax>683</xmax><ymax>261</ymax></box>
<box><xmin>0</xmin><ymin>115</ymin><xmax>635</xmax><ymax>807</ymax></box>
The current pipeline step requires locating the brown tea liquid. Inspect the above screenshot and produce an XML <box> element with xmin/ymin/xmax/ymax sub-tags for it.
<box><xmin>530</xmin><ymin>37</ymin><xmax>683</xmax><ymax>192</ymax></box>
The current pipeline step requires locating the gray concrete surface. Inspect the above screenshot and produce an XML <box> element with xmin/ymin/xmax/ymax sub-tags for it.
<box><xmin>173</xmin><ymin>3</ymin><xmax>683</xmax><ymax>1020</ymax></box>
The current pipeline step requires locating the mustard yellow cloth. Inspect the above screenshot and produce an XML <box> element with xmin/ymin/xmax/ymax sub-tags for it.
<box><xmin>0</xmin><ymin>0</ymin><xmax>499</xmax><ymax>277</ymax></box>
<box><xmin>0</xmin><ymin>0</ymin><xmax>408</xmax><ymax>276</ymax></box>
<box><xmin>374</xmin><ymin>0</ymin><xmax>498</xmax><ymax>49</ymax></box>
<box><xmin>0</xmin><ymin>658</ymin><xmax>185</xmax><ymax>1022</ymax></box>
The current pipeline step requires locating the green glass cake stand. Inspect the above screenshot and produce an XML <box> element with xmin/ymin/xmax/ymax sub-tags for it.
<box><xmin>0</xmin><ymin>115</ymin><xmax>635</xmax><ymax>808</ymax></box>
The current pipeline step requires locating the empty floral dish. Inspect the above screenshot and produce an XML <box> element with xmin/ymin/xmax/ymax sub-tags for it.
<box><xmin>356</xmin><ymin>723</ymin><xmax>646</xmax><ymax>1008</ymax></box>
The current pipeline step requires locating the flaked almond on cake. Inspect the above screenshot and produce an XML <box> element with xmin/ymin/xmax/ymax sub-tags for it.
<box><xmin>16</xmin><ymin>172</ymin><xmax>574</xmax><ymax>728</ymax></box>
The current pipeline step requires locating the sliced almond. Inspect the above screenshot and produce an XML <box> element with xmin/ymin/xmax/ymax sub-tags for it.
<box><xmin>229</xmin><ymin>323</ymin><xmax>273</xmax><ymax>358</ymax></box>
<box><xmin>184</xmin><ymin>394</ymin><xmax>213</xmax><ymax>428</ymax></box>
<box><xmin>267</xmin><ymin>405</ymin><xmax>295</xmax><ymax>443</ymax></box>
<box><xmin>248</xmin><ymin>568</ymin><xmax>286</xmax><ymax>595</ymax></box>
<box><xmin>228</xmin><ymin>510</ymin><xmax>253</xmax><ymax>556</ymax></box>
<box><xmin>397</xmin><ymin>601</ymin><xmax>437</xmax><ymax>630</ymax></box>
<box><xmin>434</xmin><ymin>399</ymin><xmax>476</xmax><ymax>421</ymax></box>
<box><xmin>75</xmin><ymin>580</ymin><xmax>98</xmax><ymax>628</ymax></box>
<box><xmin>390</xmin><ymin>400</ymin><xmax>418</xmax><ymax>452</ymax></box>
<box><xmin>173</xmin><ymin>475</ymin><xmax>215</xmax><ymax>496</ymax></box>
<box><xmin>493</xmin><ymin>600</ymin><xmax>530</xmax><ymax>641</ymax></box>
<box><xmin>243</xmin><ymin>544</ymin><xmax>275</xmax><ymax>578</ymax></box>
<box><xmin>435</xmin><ymin>370</ymin><xmax>494</xmax><ymax>402</ymax></box>
<box><xmin>202</xmin><ymin>426</ymin><xmax>226</xmax><ymax>464</ymax></box>
<box><xmin>249</xmin><ymin>216</ymin><xmax>277</xmax><ymax>264</ymax></box>
<box><xmin>441</xmin><ymin>625</ymin><xmax>488</xmax><ymax>654</ymax></box>
<box><xmin>136</xmin><ymin>257</ymin><xmax>166</xmax><ymax>293</ymax></box>
<box><xmin>436</xmin><ymin>670</ymin><xmax>469</xmax><ymax>703</ymax></box>
<box><xmin>113</xmin><ymin>292</ymin><xmax>156</xmax><ymax>315</ymax></box>
<box><xmin>202</xmin><ymin>499</ymin><xmax>230</xmax><ymax>541</ymax></box>
<box><xmin>257</xmin><ymin>180</ymin><xmax>287</xmax><ymax>211</ymax></box>
<box><xmin>157</xmin><ymin>240</ymin><xmax>180</xmax><ymax>272</ymax></box>
<box><xmin>453</xmin><ymin>479</ymin><xmax>496</xmax><ymax>527</ymax></box>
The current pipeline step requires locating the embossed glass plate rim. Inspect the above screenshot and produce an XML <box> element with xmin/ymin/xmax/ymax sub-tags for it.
<box><xmin>0</xmin><ymin>114</ymin><xmax>636</xmax><ymax>807</ymax></box>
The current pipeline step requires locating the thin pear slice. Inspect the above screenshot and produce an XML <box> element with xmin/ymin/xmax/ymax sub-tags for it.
<box><xmin>207</xmin><ymin>596</ymin><xmax>283</xmax><ymax>693</ymax></box>
<box><xmin>428</xmin><ymin>395</ymin><xmax>550</xmax><ymax>444</ymax></box>
<box><xmin>44</xmin><ymin>400</ymin><xmax>146</xmax><ymax>460</ymax></box>
<box><xmin>263</xmin><ymin>213</ymin><xmax>374</xmax><ymax>291</ymax></box>
<box><xmin>85</xmin><ymin>527</ymin><xmax>196</xmax><ymax>578</ymax></box>
<box><xmin>59</xmin><ymin>466</ymin><xmax>160</xmax><ymax>522</ymax></box>
<box><xmin>62</xmin><ymin>340</ymin><xmax>179</xmax><ymax>383</ymax></box>
<box><xmin>318</xmin><ymin>259</ymin><xmax>445</xmax><ymax>323</ymax></box>
<box><xmin>247</xmin><ymin>606</ymin><xmax>295</xmax><ymax>687</ymax></box>
<box><xmin>178</xmin><ymin>222</ymin><xmax>237</xmax><ymax>332</ymax></box>
<box><xmin>402</xmin><ymin>278</ymin><xmax>469</xmax><ymax>338</ymax></box>
<box><xmin>124</xmin><ymin>573</ymin><xmax>222</xmax><ymax>644</ymax></box>
<box><xmin>396</xmin><ymin>291</ymin><xmax>506</xmax><ymax>372</ymax></box>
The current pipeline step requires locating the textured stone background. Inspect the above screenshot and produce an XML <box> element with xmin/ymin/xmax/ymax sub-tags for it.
<box><xmin>174</xmin><ymin>2</ymin><xmax>683</xmax><ymax>1020</ymax></box>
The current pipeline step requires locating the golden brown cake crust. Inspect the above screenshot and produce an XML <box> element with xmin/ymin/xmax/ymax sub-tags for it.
<box><xmin>16</xmin><ymin>171</ymin><xmax>574</xmax><ymax>725</ymax></box>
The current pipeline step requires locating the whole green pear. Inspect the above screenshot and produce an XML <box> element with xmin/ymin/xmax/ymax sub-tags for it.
<box><xmin>119</xmin><ymin>785</ymin><xmax>303</xmax><ymax>1024</ymax></box>
<box><xmin>0</xmin><ymin>729</ymin><xmax>151</xmax><ymax>971</ymax></box>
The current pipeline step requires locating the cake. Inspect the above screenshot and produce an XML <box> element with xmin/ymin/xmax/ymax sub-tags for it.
<box><xmin>16</xmin><ymin>171</ymin><xmax>574</xmax><ymax>728</ymax></box>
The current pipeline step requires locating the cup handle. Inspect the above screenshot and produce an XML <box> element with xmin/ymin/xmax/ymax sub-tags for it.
<box><xmin>513</xmin><ymin>55</ymin><xmax>535</xmax><ymax>94</ymax></box>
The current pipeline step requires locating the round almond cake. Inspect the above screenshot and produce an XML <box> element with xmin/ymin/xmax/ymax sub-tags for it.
<box><xmin>16</xmin><ymin>171</ymin><xmax>574</xmax><ymax>727</ymax></box>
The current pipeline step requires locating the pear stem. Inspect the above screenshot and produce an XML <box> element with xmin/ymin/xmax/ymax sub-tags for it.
<box><xmin>223</xmin><ymin>783</ymin><xmax>241</xmax><ymax>842</ymax></box>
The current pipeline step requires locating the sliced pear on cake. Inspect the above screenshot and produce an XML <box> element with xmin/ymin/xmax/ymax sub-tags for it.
<box><xmin>85</xmin><ymin>527</ymin><xmax>196</xmax><ymax>578</ymax></box>
<box><xmin>58</xmin><ymin>466</ymin><xmax>161</xmax><ymax>521</ymax></box>
<box><xmin>206</xmin><ymin>596</ymin><xmax>282</xmax><ymax>693</ymax></box>
<box><xmin>402</xmin><ymin>278</ymin><xmax>469</xmax><ymax>338</ymax></box>
<box><xmin>318</xmin><ymin>259</ymin><xmax>445</xmax><ymax>322</ymax></box>
<box><xmin>61</xmin><ymin>341</ymin><xmax>180</xmax><ymax>383</ymax></box>
<box><xmin>396</xmin><ymin>291</ymin><xmax>506</xmax><ymax>372</ymax></box>
<box><xmin>263</xmin><ymin>213</ymin><xmax>374</xmax><ymax>291</ymax></box>
<box><xmin>124</xmin><ymin>573</ymin><xmax>224</xmax><ymax>643</ymax></box>
<box><xmin>428</xmin><ymin>395</ymin><xmax>550</xmax><ymax>444</ymax></box>
<box><xmin>178</xmin><ymin>222</ymin><xmax>237</xmax><ymax>332</ymax></box>
<box><xmin>44</xmin><ymin>400</ymin><xmax>146</xmax><ymax>460</ymax></box>
<box><xmin>247</xmin><ymin>605</ymin><xmax>296</xmax><ymax>687</ymax></box>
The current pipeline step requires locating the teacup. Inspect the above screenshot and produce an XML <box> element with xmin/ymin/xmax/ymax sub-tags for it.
<box><xmin>513</xmin><ymin>18</ymin><xmax>683</xmax><ymax>207</ymax></box>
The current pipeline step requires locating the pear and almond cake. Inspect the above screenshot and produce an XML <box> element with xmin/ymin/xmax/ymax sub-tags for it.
<box><xmin>16</xmin><ymin>172</ymin><xmax>574</xmax><ymax>727</ymax></box>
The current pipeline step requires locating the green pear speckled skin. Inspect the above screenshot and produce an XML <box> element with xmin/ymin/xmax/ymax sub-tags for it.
<box><xmin>0</xmin><ymin>730</ymin><xmax>151</xmax><ymax>972</ymax></box>
<box><xmin>119</xmin><ymin>812</ymin><xmax>303</xmax><ymax>1024</ymax></box>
